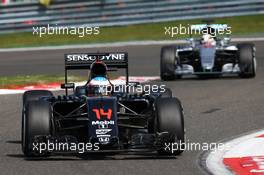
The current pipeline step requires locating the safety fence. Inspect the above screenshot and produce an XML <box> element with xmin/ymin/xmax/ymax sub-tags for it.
<box><xmin>0</xmin><ymin>0</ymin><xmax>264</xmax><ymax>33</ymax></box>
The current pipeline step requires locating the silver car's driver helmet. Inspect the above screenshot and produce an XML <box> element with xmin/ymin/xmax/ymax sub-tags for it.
<box><xmin>90</xmin><ymin>61</ymin><xmax>107</xmax><ymax>79</ymax></box>
<box><xmin>202</xmin><ymin>26</ymin><xmax>215</xmax><ymax>36</ymax></box>
<box><xmin>202</xmin><ymin>34</ymin><xmax>216</xmax><ymax>46</ymax></box>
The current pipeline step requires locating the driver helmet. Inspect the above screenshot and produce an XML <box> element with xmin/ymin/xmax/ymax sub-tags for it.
<box><xmin>90</xmin><ymin>61</ymin><xmax>107</xmax><ymax>79</ymax></box>
<box><xmin>202</xmin><ymin>34</ymin><xmax>216</xmax><ymax>46</ymax></box>
<box><xmin>87</xmin><ymin>77</ymin><xmax>112</xmax><ymax>96</ymax></box>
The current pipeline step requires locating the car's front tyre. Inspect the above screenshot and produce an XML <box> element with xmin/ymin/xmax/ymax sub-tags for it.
<box><xmin>23</xmin><ymin>90</ymin><xmax>53</xmax><ymax>106</ymax></box>
<box><xmin>22</xmin><ymin>101</ymin><xmax>52</xmax><ymax>157</ymax></box>
<box><xmin>160</xmin><ymin>46</ymin><xmax>181</xmax><ymax>80</ymax></box>
<box><xmin>155</xmin><ymin>97</ymin><xmax>185</xmax><ymax>156</ymax></box>
<box><xmin>237</xmin><ymin>43</ymin><xmax>256</xmax><ymax>78</ymax></box>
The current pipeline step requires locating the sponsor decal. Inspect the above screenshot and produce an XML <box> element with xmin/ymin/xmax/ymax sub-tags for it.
<box><xmin>96</xmin><ymin>129</ymin><xmax>112</xmax><ymax>135</ymax></box>
<box><xmin>91</xmin><ymin>108</ymin><xmax>114</xmax><ymax>129</ymax></box>
<box><xmin>91</xmin><ymin>120</ymin><xmax>115</xmax><ymax>126</ymax></box>
<box><xmin>98</xmin><ymin>137</ymin><xmax>110</xmax><ymax>143</ymax></box>
<box><xmin>92</xmin><ymin>108</ymin><xmax>112</xmax><ymax>120</ymax></box>
<box><xmin>66</xmin><ymin>53</ymin><xmax>125</xmax><ymax>62</ymax></box>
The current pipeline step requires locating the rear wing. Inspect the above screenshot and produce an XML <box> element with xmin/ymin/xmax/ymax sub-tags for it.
<box><xmin>63</xmin><ymin>52</ymin><xmax>129</xmax><ymax>95</ymax></box>
<box><xmin>64</xmin><ymin>52</ymin><xmax>128</xmax><ymax>70</ymax></box>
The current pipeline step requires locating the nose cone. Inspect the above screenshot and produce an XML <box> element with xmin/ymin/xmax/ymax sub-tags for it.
<box><xmin>199</xmin><ymin>47</ymin><xmax>216</xmax><ymax>70</ymax></box>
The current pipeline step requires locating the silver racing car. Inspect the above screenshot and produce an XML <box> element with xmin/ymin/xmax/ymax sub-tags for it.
<box><xmin>160</xmin><ymin>24</ymin><xmax>256</xmax><ymax>80</ymax></box>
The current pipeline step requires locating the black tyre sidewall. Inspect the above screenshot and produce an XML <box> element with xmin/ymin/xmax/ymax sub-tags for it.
<box><xmin>23</xmin><ymin>90</ymin><xmax>53</xmax><ymax>106</ymax></box>
<box><xmin>160</xmin><ymin>46</ymin><xmax>177</xmax><ymax>80</ymax></box>
<box><xmin>23</xmin><ymin>101</ymin><xmax>52</xmax><ymax>156</ymax></box>
<box><xmin>155</xmin><ymin>97</ymin><xmax>185</xmax><ymax>155</ymax></box>
<box><xmin>22</xmin><ymin>90</ymin><xmax>53</xmax><ymax>155</ymax></box>
<box><xmin>237</xmin><ymin>43</ymin><xmax>256</xmax><ymax>78</ymax></box>
<box><xmin>160</xmin><ymin>87</ymin><xmax>172</xmax><ymax>98</ymax></box>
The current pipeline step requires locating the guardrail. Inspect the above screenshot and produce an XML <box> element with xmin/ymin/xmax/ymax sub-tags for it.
<box><xmin>0</xmin><ymin>0</ymin><xmax>264</xmax><ymax>33</ymax></box>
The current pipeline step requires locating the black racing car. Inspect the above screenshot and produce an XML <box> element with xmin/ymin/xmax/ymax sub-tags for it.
<box><xmin>160</xmin><ymin>24</ymin><xmax>256</xmax><ymax>80</ymax></box>
<box><xmin>21</xmin><ymin>52</ymin><xmax>185</xmax><ymax>157</ymax></box>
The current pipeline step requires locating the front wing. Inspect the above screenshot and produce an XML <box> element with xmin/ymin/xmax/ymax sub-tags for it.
<box><xmin>175</xmin><ymin>63</ymin><xmax>240</xmax><ymax>75</ymax></box>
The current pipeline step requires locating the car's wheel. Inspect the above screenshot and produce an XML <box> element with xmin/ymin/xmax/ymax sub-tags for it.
<box><xmin>155</xmin><ymin>97</ymin><xmax>185</xmax><ymax>156</ymax></box>
<box><xmin>148</xmin><ymin>88</ymin><xmax>173</xmax><ymax>133</ymax></box>
<box><xmin>160</xmin><ymin>46</ymin><xmax>181</xmax><ymax>80</ymax></box>
<box><xmin>160</xmin><ymin>87</ymin><xmax>172</xmax><ymax>98</ymax></box>
<box><xmin>23</xmin><ymin>90</ymin><xmax>53</xmax><ymax>106</ymax></box>
<box><xmin>22</xmin><ymin>90</ymin><xmax>53</xmax><ymax>156</ymax></box>
<box><xmin>237</xmin><ymin>43</ymin><xmax>256</xmax><ymax>78</ymax></box>
<box><xmin>22</xmin><ymin>101</ymin><xmax>52</xmax><ymax>157</ymax></box>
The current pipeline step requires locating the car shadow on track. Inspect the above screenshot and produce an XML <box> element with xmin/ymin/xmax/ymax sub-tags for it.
<box><xmin>78</xmin><ymin>153</ymin><xmax>178</xmax><ymax>161</ymax></box>
<box><xmin>6</xmin><ymin>140</ymin><xmax>21</xmax><ymax>144</ymax></box>
<box><xmin>6</xmin><ymin>154</ymin><xmax>178</xmax><ymax>161</ymax></box>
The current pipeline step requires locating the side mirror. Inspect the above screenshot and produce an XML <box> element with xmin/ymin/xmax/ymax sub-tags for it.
<box><xmin>61</xmin><ymin>83</ymin><xmax>75</xmax><ymax>89</ymax></box>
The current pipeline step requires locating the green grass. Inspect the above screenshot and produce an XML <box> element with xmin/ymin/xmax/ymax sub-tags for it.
<box><xmin>1</xmin><ymin>14</ymin><xmax>264</xmax><ymax>48</ymax></box>
<box><xmin>0</xmin><ymin>73</ymin><xmax>119</xmax><ymax>89</ymax></box>
<box><xmin>0</xmin><ymin>75</ymin><xmax>86</xmax><ymax>89</ymax></box>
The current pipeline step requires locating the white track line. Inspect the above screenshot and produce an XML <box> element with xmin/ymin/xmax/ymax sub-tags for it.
<box><xmin>206</xmin><ymin>130</ymin><xmax>264</xmax><ymax>175</ymax></box>
<box><xmin>0</xmin><ymin>38</ymin><xmax>264</xmax><ymax>52</ymax></box>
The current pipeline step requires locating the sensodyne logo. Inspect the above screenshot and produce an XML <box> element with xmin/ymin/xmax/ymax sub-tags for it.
<box><xmin>66</xmin><ymin>54</ymin><xmax>125</xmax><ymax>62</ymax></box>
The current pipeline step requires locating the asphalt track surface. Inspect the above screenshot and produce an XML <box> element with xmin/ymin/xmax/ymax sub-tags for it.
<box><xmin>0</xmin><ymin>41</ymin><xmax>264</xmax><ymax>175</ymax></box>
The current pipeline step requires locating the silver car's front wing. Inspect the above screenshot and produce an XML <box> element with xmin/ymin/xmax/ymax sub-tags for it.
<box><xmin>175</xmin><ymin>63</ymin><xmax>240</xmax><ymax>75</ymax></box>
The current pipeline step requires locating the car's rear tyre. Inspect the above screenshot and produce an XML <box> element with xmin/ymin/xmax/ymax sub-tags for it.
<box><xmin>160</xmin><ymin>46</ymin><xmax>182</xmax><ymax>80</ymax></box>
<box><xmin>155</xmin><ymin>97</ymin><xmax>185</xmax><ymax>156</ymax></box>
<box><xmin>160</xmin><ymin>87</ymin><xmax>172</xmax><ymax>98</ymax></box>
<box><xmin>22</xmin><ymin>101</ymin><xmax>52</xmax><ymax>157</ymax></box>
<box><xmin>237</xmin><ymin>43</ymin><xmax>256</xmax><ymax>78</ymax></box>
<box><xmin>23</xmin><ymin>90</ymin><xmax>53</xmax><ymax>106</ymax></box>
